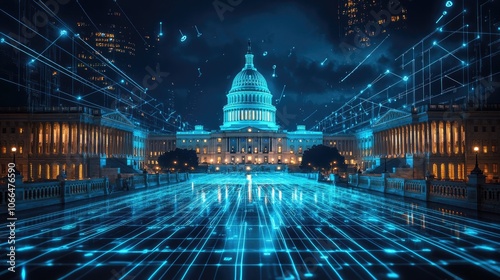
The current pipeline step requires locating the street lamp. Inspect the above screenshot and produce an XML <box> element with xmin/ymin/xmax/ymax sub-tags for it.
<box><xmin>471</xmin><ymin>146</ymin><xmax>483</xmax><ymax>174</ymax></box>
<box><xmin>11</xmin><ymin>147</ymin><xmax>16</xmax><ymax>164</ymax></box>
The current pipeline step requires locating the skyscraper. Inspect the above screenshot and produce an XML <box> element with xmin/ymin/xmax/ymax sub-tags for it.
<box><xmin>75</xmin><ymin>9</ymin><xmax>137</xmax><ymax>108</ymax></box>
<box><xmin>338</xmin><ymin>0</ymin><xmax>407</xmax><ymax>46</ymax></box>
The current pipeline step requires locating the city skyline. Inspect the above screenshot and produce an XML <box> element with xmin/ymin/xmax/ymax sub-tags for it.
<box><xmin>1</xmin><ymin>0</ymin><xmax>499</xmax><ymax>132</ymax></box>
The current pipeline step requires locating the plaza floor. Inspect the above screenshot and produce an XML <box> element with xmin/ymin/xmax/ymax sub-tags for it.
<box><xmin>2</xmin><ymin>173</ymin><xmax>500</xmax><ymax>280</ymax></box>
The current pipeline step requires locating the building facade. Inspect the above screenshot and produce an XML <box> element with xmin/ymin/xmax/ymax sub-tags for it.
<box><xmin>0</xmin><ymin>107</ymin><xmax>147</xmax><ymax>181</ymax></box>
<box><xmin>2</xmin><ymin>45</ymin><xmax>499</xmax><ymax>183</ymax></box>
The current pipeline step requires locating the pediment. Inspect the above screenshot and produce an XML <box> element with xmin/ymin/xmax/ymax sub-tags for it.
<box><xmin>102</xmin><ymin>110</ymin><xmax>135</xmax><ymax>127</ymax></box>
<box><xmin>372</xmin><ymin>109</ymin><xmax>410</xmax><ymax>127</ymax></box>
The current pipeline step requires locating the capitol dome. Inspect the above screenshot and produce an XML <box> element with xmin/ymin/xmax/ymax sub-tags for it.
<box><xmin>220</xmin><ymin>40</ymin><xmax>279</xmax><ymax>131</ymax></box>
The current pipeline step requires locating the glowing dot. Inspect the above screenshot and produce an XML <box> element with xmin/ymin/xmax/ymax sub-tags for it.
<box><xmin>120</xmin><ymin>79</ymin><xmax>125</xmax><ymax>83</ymax></box>
<box><xmin>60</xmin><ymin>30</ymin><xmax>67</xmax><ymax>36</ymax></box>
<box><xmin>181</xmin><ymin>35</ymin><xmax>187</xmax><ymax>42</ymax></box>
<box><xmin>385</xmin><ymin>69</ymin><xmax>390</xmax><ymax>74</ymax></box>
<box><xmin>443</xmin><ymin>11</ymin><xmax>448</xmax><ymax>15</ymax></box>
<box><xmin>272</xmin><ymin>65</ymin><xmax>276</xmax><ymax>69</ymax></box>
<box><xmin>387</xmin><ymin>272</ymin><xmax>399</xmax><ymax>278</ymax></box>
<box><xmin>433</xmin><ymin>41</ymin><xmax>437</xmax><ymax>45</ymax></box>
<box><xmin>263</xmin><ymin>51</ymin><xmax>268</xmax><ymax>56</ymax></box>
<box><xmin>384</xmin><ymin>248</ymin><xmax>397</xmax><ymax>254</ymax></box>
<box><xmin>0</xmin><ymin>38</ymin><xmax>5</xmax><ymax>43</ymax></box>
<box><xmin>367</xmin><ymin>84</ymin><xmax>372</xmax><ymax>88</ymax></box>
<box><xmin>304</xmin><ymin>273</ymin><xmax>314</xmax><ymax>277</ymax></box>
<box><xmin>462</xmin><ymin>43</ymin><xmax>466</xmax><ymax>47</ymax></box>
<box><xmin>439</xmin><ymin>27</ymin><xmax>443</xmax><ymax>32</ymax></box>
<box><xmin>84</xmin><ymin>253</ymin><xmax>93</xmax><ymax>257</ymax></box>
<box><xmin>403</xmin><ymin>76</ymin><xmax>409</xmax><ymax>82</ymax></box>
<box><xmin>445</xmin><ymin>1</ymin><xmax>453</xmax><ymax>8</ymax></box>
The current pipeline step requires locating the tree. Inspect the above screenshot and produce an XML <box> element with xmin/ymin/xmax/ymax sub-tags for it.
<box><xmin>299</xmin><ymin>145</ymin><xmax>346</xmax><ymax>172</ymax></box>
<box><xmin>158</xmin><ymin>148</ymin><xmax>198</xmax><ymax>172</ymax></box>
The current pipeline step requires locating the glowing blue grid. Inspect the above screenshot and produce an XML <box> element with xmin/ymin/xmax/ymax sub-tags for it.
<box><xmin>2</xmin><ymin>174</ymin><xmax>499</xmax><ymax>279</ymax></box>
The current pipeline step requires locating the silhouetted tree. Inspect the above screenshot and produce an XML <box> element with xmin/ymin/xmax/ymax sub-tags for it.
<box><xmin>158</xmin><ymin>148</ymin><xmax>198</xmax><ymax>172</ymax></box>
<box><xmin>299</xmin><ymin>145</ymin><xmax>346</xmax><ymax>172</ymax></box>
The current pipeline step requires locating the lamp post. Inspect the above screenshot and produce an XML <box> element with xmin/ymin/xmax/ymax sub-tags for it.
<box><xmin>11</xmin><ymin>147</ymin><xmax>20</xmax><ymax>175</ymax></box>
<box><xmin>11</xmin><ymin>147</ymin><xmax>16</xmax><ymax>165</ymax></box>
<box><xmin>471</xmin><ymin>146</ymin><xmax>483</xmax><ymax>174</ymax></box>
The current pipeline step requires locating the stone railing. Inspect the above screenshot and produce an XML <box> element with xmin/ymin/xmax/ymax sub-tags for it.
<box><xmin>0</xmin><ymin>172</ymin><xmax>190</xmax><ymax>211</ymax></box>
<box><xmin>342</xmin><ymin>174</ymin><xmax>499</xmax><ymax>214</ymax></box>
<box><xmin>479</xmin><ymin>185</ymin><xmax>500</xmax><ymax>213</ymax></box>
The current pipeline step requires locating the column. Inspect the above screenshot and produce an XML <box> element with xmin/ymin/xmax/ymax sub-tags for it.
<box><xmin>58</xmin><ymin>122</ymin><xmax>63</xmax><ymax>155</ymax></box>
<box><xmin>436</xmin><ymin>122</ymin><xmax>440</xmax><ymax>154</ymax></box>
<box><xmin>457</xmin><ymin>122</ymin><xmax>462</xmax><ymax>154</ymax></box>
<box><xmin>77</xmin><ymin>122</ymin><xmax>81</xmax><ymax>154</ymax></box>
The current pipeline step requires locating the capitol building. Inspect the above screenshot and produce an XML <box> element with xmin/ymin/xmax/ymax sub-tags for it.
<box><xmin>1</xmin><ymin>42</ymin><xmax>499</xmax><ymax>183</ymax></box>
<box><xmin>172</xmin><ymin>41</ymin><xmax>327</xmax><ymax>169</ymax></box>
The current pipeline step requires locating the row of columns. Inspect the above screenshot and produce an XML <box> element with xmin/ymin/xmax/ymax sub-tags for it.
<box><xmin>224</xmin><ymin>109</ymin><xmax>275</xmax><ymax>122</ymax></box>
<box><xmin>374</xmin><ymin>121</ymin><xmax>464</xmax><ymax>157</ymax></box>
<box><xmin>29</xmin><ymin>121</ymin><xmax>134</xmax><ymax>157</ymax></box>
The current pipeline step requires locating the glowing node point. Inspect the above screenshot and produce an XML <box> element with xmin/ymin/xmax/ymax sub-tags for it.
<box><xmin>0</xmin><ymin>38</ymin><xmax>5</xmax><ymax>43</ymax></box>
<box><xmin>179</xmin><ymin>29</ymin><xmax>187</xmax><ymax>42</ymax></box>
<box><xmin>403</xmin><ymin>76</ymin><xmax>409</xmax><ymax>82</ymax></box>
<box><xmin>445</xmin><ymin>1</ymin><xmax>453</xmax><ymax>8</ymax></box>
<box><xmin>433</xmin><ymin>41</ymin><xmax>437</xmax><ymax>45</ymax></box>
<box><xmin>384</xmin><ymin>248</ymin><xmax>397</xmax><ymax>254</ymax></box>
<box><xmin>304</xmin><ymin>273</ymin><xmax>314</xmax><ymax>277</ymax></box>
<box><xmin>60</xmin><ymin>30</ymin><xmax>67</xmax><ymax>36</ymax></box>
<box><xmin>120</xmin><ymin>79</ymin><xmax>125</xmax><ymax>83</ymax></box>
<box><xmin>263</xmin><ymin>51</ymin><xmax>268</xmax><ymax>56</ymax></box>
<box><xmin>367</xmin><ymin>84</ymin><xmax>372</xmax><ymax>88</ymax></box>
<box><xmin>443</xmin><ymin>11</ymin><xmax>448</xmax><ymax>15</ymax></box>
<box><xmin>439</xmin><ymin>27</ymin><xmax>443</xmax><ymax>32</ymax></box>
<box><xmin>387</xmin><ymin>272</ymin><xmax>399</xmax><ymax>278</ymax></box>
<box><xmin>385</xmin><ymin>69</ymin><xmax>390</xmax><ymax>74</ymax></box>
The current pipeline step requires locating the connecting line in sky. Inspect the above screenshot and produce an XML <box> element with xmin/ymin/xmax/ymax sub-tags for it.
<box><xmin>114</xmin><ymin>0</ymin><xmax>148</xmax><ymax>45</ymax></box>
<box><xmin>75</xmin><ymin>0</ymin><xmax>99</xmax><ymax>30</ymax></box>
<box><xmin>340</xmin><ymin>35</ymin><xmax>390</xmax><ymax>83</ymax></box>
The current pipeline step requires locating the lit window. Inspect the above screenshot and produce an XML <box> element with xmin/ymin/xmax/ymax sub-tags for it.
<box><xmin>217</xmin><ymin>146</ymin><xmax>222</xmax><ymax>153</ymax></box>
<box><xmin>217</xmin><ymin>138</ymin><xmax>222</xmax><ymax>143</ymax></box>
<box><xmin>493</xmin><ymin>164</ymin><xmax>498</xmax><ymax>174</ymax></box>
<box><xmin>19</xmin><ymin>128</ymin><xmax>23</xmax><ymax>134</ymax></box>
<box><xmin>492</xmin><ymin>146</ymin><xmax>496</xmax><ymax>153</ymax></box>
<box><xmin>483</xmin><ymin>146</ymin><xmax>488</xmax><ymax>153</ymax></box>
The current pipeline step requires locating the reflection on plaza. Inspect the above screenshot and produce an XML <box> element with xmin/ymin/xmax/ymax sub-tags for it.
<box><xmin>1</xmin><ymin>173</ymin><xmax>499</xmax><ymax>279</ymax></box>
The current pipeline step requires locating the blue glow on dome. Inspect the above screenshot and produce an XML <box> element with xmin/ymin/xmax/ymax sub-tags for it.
<box><xmin>220</xmin><ymin>40</ymin><xmax>279</xmax><ymax>131</ymax></box>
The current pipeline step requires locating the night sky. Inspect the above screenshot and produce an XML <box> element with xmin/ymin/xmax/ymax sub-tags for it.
<box><xmin>1</xmin><ymin>0</ymin><xmax>498</xmax><ymax>131</ymax></box>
